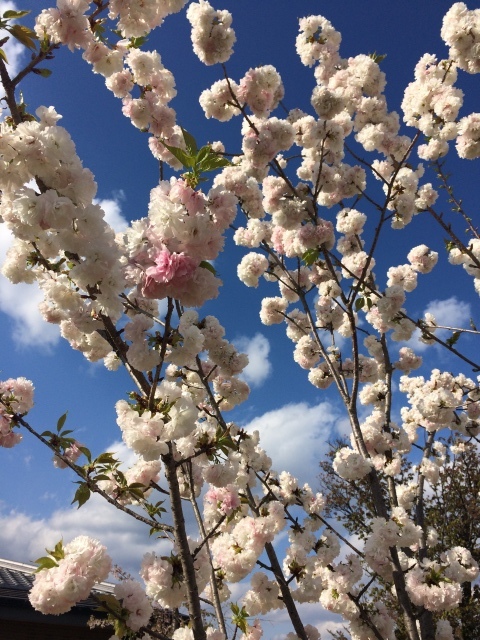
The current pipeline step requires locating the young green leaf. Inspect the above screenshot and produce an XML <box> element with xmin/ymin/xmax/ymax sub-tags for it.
<box><xmin>34</xmin><ymin>556</ymin><xmax>59</xmax><ymax>572</ymax></box>
<box><xmin>160</xmin><ymin>141</ymin><xmax>195</xmax><ymax>168</ymax></box>
<box><xmin>51</xmin><ymin>539</ymin><xmax>65</xmax><ymax>560</ymax></box>
<box><xmin>129</xmin><ymin>35</ymin><xmax>148</xmax><ymax>49</ymax></box>
<box><xmin>72</xmin><ymin>483</ymin><xmax>91</xmax><ymax>508</ymax></box>
<box><xmin>56</xmin><ymin>412</ymin><xmax>68</xmax><ymax>432</ymax></box>
<box><xmin>302</xmin><ymin>248</ymin><xmax>319</xmax><ymax>267</ymax></box>
<box><xmin>95</xmin><ymin>452</ymin><xmax>118</xmax><ymax>465</ymax></box>
<box><xmin>446</xmin><ymin>331</ymin><xmax>461</xmax><ymax>347</ymax></box>
<box><xmin>231</xmin><ymin>603</ymin><xmax>249</xmax><ymax>634</ymax></box>
<box><xmin>3</xmin><ymin>9</ymin><xmax>31</xmax><ymax>19</ymax></box>
<box><xmin>32</xmin><ymin>68</ymin><xmax>52</xmax><ymax>78</ymax></box>
<box><xmin>78</xmin><ymin>446</ymin><xmax>91</xmax><ymax>463</ymax></box>
<box><xmin>7</xmin><ymin>24</ymin><xmax>37</xmax><ymax>50</ymax></box>
<box><xmin>195</xmin><ymin>145</ymin><xmax>211</xmax><ymax>164</ymax></box>
<box><xmin>369</xmin><ymin>51</ymin><xmax>387</xmax><ymax>63</ymax></box>
<box><xmin>181</xmin><ymin>127</ymin><xmax>198</xmax><ymax>155</ymax></box>
<box><xmin>199</xmin><ymin>260</ymin><xmax>217</xmax><ymax>275</ymax></box>
<box><xmin>355</xmin><ymin>297</ymin><xmax>365</xmax><ymax>311</ymax></box>
<box><xmin>197</xmin><ymin>154</ymin><xmax>231</xmax><ymax>172</ymax></box>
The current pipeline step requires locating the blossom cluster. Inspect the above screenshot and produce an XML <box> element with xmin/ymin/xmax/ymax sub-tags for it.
<box><xmin>121</xmin><ymin>177</ymin><xmax>237</xmax><ymax>307</ymax></box>
<box><xmin>0</xmin><ymin>377</ymin><xmax>34</xmax><ymax>448</ymax></box>
<box><xmin>29</xmin><ymin>536</ymin><xmax>112</xmax><ymax>615</ymax></box>
<box><xmin>141</xmin><ymin>544</ymin><xmax>210</xmax><ymax>609</ymax></box>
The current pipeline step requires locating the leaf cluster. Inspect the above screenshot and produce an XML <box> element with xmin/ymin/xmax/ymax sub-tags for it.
<box><xmin>230</xmin><ymin>603</ymin><xmax>249</xmax><ymax>634</ymax></box>
<box><xmin>34</xmin><ymin>539</ymin><xmax>64</xmax><ymax>573</ymax></box>
<box><xmin>0</xmin><ymin>9</ymin><xmax>37</xmax><ymax>55</ymax></box>
<box><xmin>161</xmin><ymin>128</ymin><xmax>231</xmax><ymax>188</ymax></box>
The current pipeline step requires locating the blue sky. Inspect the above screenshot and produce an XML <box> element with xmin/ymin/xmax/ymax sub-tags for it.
<box><xmin>1</xmin><ymin>1</ymin><xmax>479</xmax><ymax>636</ymax></box>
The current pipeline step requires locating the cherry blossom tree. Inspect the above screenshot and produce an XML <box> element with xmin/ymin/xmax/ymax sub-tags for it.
<box><xmin>319</xmin><ymin>437</ymin><xmax>480</xmax><ymax>639</ymax></box>
<box><xmin>1</xmin><ymin>2</ymin><xmax>480</xmax><ymax>640</ymax></box>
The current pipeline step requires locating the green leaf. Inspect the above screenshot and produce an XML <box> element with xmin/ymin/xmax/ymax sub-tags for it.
<box><xmin>7</xmin><ymin>24</ymin><xmax>37</xmax><ymax>50</ymax></box>
<box><xmin>3</xmin><ymin>9</ymin><xmax>30</xmax><ymax>19</ymax></box>
<box><xmin>32</xmin><ymin>67</ymin><xmax>52</xmax><ymax>78</ymax></box>
<box><xmin>355</xmin><ymin>297</ymin><xmax>365</xmax><ymax>311</ymax></box>
<box><xmin>93</xmin><ymin>22</ymin><xmax>105</xmax><ymax>38</ymax></box>
<box><xmin>195</xmin><ymin>145</ymin><xmax>211</xmax><ymax>164</ymax></box>
<box><xmin>34</xmin><ymin>556</ymin><xmax>58</xmax><ymax>572</ymax></box>
<box><xmin>369</xmin><ymin>51</ymin><xmax>387</xmax><ymax>64</ymax></box>
<box><xmin>231</xmin><ymin>603</ymin><xmax>249</xmax><ymax>634</ymax></box>
<box><xmin>128</xmin><ymin>487</ymin><xmax>145</xmax><ymax>499</ymax></box>
<box><xmin>114</xmin><ymin>619</ymin><xmax>127</xmax><ymax>637</ymax></box>
<box><xmin>78</xmin><ymin>446</ymin><xmax>91</xmax><ymax>462</ymax></box>
<box><xmin>199</xmin><ymin>260</ymin><xmax>217</xmax><ymax>275</ymax></box>
<box><xmin>160</xmin><ymin>141</ymin><xmax>195</xmax><ymax>168</ymax></box>
<box><xmin>446</xmin><ymin>331</ymin><xmax>461</xmax><ymax>348</ymax></box>
<box><xmin>72</xmin><ymin>483</ymin><xmax>91</xmax><ymax>508</ymax></box>
<box><xmin>56</xmin><ymin>412</ymin><xmax>68</xmax><ymax>432</ymax></box>
<box><xmin>95</xmin><ymin>452</ymin><xmax>117</xmax><ymax>465</ymax></box>
<box><xmin>95</xmin><ymin>593</ymin><xmax>122</xmax><ymax>614</ymax></box>
<box><xmin>199</xmin><ymin>158</ymin><xmax>231</xmax><ymax>173</ymax></box>
<box><xmin>302</xmin><ymin>249</ymin><xmax>319</xmax><ymax>267</ymax></box>
<box><xmin>0</xmin><ymin>48</ymin><xmax>8</xmax><ymax>64</ymax></box>
<box><xmin>40</xmin><ymin>35</ymin><xmax>51</xmax><ymax>53</ymax></box>
<box><xmin>50</xmin><ymin>539</ymin><xmax>65</xmax><ymax>561</ymax></box>
<box><xmin>129</xmin><ymin>35</ymin><xmax>148</xmax><ymax>49</ymax></box>
<box><xmin>130</xmin><ymin>35</ymin><xmax>147</xmax><ymax>48</ymax></box>
<box><xmin>181</xmin><ymin>127</ymin><xmax>198</xmax><ymax>155</ymax></box>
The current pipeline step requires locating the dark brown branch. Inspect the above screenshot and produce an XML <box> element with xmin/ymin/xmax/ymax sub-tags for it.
<box><xmin>163</xmin><ymin>447</ymin><xmax>206</xmax><ymax>640</ymax></box>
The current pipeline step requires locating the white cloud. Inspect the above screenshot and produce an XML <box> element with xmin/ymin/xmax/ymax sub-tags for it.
<box><xmin>266</xmin><ymin>601</ymin><xmax>344</xmax><ymax>639</ymax></box>
<box><xmin>0</xmin><ymin>278</ymin><xmax>60</xmax><ymax>347</ymax></box>
<box><xmin>406</xmin><ymin>296</ymin><xmax>471</xmax><ymax>353</ymax></box>
<box><xmin>94</xmin><ymin>192</ymin><xmax>129</xmax><ymax>233</ymax></box>
<box><xmin>424</xmin><ymin>296</ymin><xmax>471</xmax><ymax>331</ymax></box>
<box><xmin>0</xmin><ymin>226</ymin><xmax>60</xmax><ymax>348</ymax></box>
<box><xmin>0</xmin><ymin>438</ymin><xmax>170</xmax><ymax>575</ymax></box>
<box><xmin>0</xmin><ymin>492</ymin><xmax>171</xmax><ymax>577</ymax></box>
<box><xmin>234</xmin><ymin>333</ymin><xmax>271</xmax><ymax>387</ymax></box>
<box><xmin>243</xmin><ymin>401</ymin><xmax>339</xmax><ymax>486</ymax></box>
<box><xmin>0</xmin><ymin>2</ymin><xmax>26</xmax><ymax>80</ymax></box>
